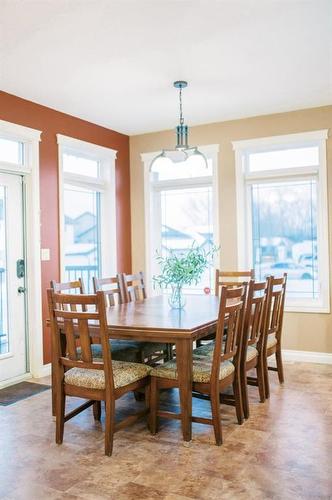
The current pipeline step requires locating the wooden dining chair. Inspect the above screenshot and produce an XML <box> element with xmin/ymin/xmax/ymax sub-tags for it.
<box><xmin>120</xmin><ymin>271</ymin><xmax>147</xmax><ymax>302</ymax></box>
<box><xmin>241</xmin><ymin>279</ymin><xmax>269</xmax><ymax>419</ymax></box>
<box><xmin>149</xmin><ymin>286</ymin><xmax>246</xmax><ymax>445</ymax></box>
<box><xmin>196</xmin><ymin>269</ymin><xmax>254</xmax><ymax>348</ymax></box>
<box><xmin>215</xmin><ymin>269</ymin><xmax>255</xmax><ymax>296</ymax></box>
<box><xmin>92</xmin><ymin>274</ymin><xmax>164</xmax><ymax>365</ymax></box>
<box><xmin>263</xmin><ymin>273</ymin><xmax>287</xmax><ymax>398</ymax></box>
<box><xmin>120</xmin><ymin>272</ymin><xmax>171</xmax><ymax>363</ymax></box>
<box><xmin>51</xmin><ymin>277</ymin><xmax>85</xmax><ymax>294</ymax></box>
<box><xmin>47</xmin><ymin>288</ymin><xmax>151</xmax><ymax>456</ymax></box>
<box><xmin>50</xmin><ymin>278</ymin><xmax>86</xmax><ymax>415</ymax></box>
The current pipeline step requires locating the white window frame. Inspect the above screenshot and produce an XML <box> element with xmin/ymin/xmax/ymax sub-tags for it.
<box><xmin>233</xmin><ymin>129</ymin><xmax>330</xmax><ymax>313</ymax></box>
<box><xmin>57</xmin><ymin>135</ymin><xmax>117</xmax><ymax>285</ymax></box>
<box><xmin>141</xmin><ymin>144</ymin><xmax>220</xmax><ymax>295</ymax></box>
<box><xmin>0</xmin><ymin>119</ymin><xmax>44</xmax><ymax>385</ymax></box>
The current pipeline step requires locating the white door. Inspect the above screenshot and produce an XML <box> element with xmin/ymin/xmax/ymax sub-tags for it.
<box><xmin>0</xmin><ymin>173</ymin><xmax>27</xmax><ymax>384</ymax></box>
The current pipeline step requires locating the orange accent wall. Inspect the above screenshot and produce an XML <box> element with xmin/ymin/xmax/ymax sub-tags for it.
<box><xmin>0</xmin><ymin>91</ymin><xmax>131</xmax><ymax>364</ymax></box>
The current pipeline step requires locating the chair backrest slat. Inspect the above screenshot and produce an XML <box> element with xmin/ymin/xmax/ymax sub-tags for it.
<box><xmin>63</xmin><ymin>318</ymin><xmax>77</xmax><ymax>360</ymax></box>
<box><xmin>78</xmin><ymin>318</ymin><xmax>93</xmax><ymax>363</ymax></box>
<box><xmin>215</xmin><ymin>269</ymin><xmax>255</xmax><ymax>296</ymax></box>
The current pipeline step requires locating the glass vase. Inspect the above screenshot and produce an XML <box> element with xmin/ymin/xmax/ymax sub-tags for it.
<box><xmin>168</xmin><ymin>284</ymin><xmax>186</xmax><ymax>309</ymax></box>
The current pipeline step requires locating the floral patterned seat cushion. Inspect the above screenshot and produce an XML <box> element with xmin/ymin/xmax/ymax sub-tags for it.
<box><xmin>193</xmin><ymin>342</ymin><xmax>214</xmax><ymax>358</ymax></box>
<box><xmin>64</xmin><ymin>360</ymin><xmax>152</xmax><ymax>390</ymax></box>
<box><xmin>194</xmin><ymin>342</ymin><xmax>257</xmax><ymax>363</ymax></box>
<box><xmin>77</xmin><ymin>340</ymin><xmax>167</xmax><ymax>363</ymax></box>
<box><xmin>266</xmin><ymin>334</ymin><xmax>277</xmax><ymax>349</ymax></box>
<box><xmin>246</xmin><ymin>345</ymin><xmax>258</xmax><ymax>362</ymax></box>
<box><xmin>151</xmin><ymin>356</ymin><xmax>234</xmax><ymax>384</ymax></box>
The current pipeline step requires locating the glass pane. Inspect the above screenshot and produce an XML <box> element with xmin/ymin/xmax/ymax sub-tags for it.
<box><xmin>0</xmin><ymin>138</ymin><xmax>23</xmax><ymax>164</ymax></box>
<box><xmin>0</xmin><ymin>186</ymin><xmax>9</xmax><ymax>355</ymax></box>
<box><xmin>63</xmin><ymin>153</ymin><xmax>99</xmax><ymax>178</ymax></box>
<box><xmin>159</xmin><ymin>186</ymin><xmax>214</xmax><ymax>293</ymax></box>
<box><xmin>252</xmin><ymin>179</ymin><xmax>318</xmax><ymax>300</ymax></box>
<box><xmin>248</xmin><ymin>146</ymin><xmax>319</xmax><ymax>172</ymax></box>
<box><xmin>64</xmin><ymin>185</ymin><xmax>101</xmax><ymax>292</ymax></box>
<box><xmin>152</xmin><ymin>156</ymin><xmax>212</xmax><ymax>181</ymax></box>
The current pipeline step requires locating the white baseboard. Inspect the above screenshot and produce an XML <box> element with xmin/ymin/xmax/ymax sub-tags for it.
<box><xmin>32</xmin><ymin>363</ymin><xmax>51</xmax><ymax>378</ymax></box>
<box><xmin>0</xmin><ymin>372</ymin><xmax>32</xmax><ymax>389</ymax></box>
<box><xmin>282</xmin><ymin>349</ymin><xmax>332</xmax><ymax>365</ymax></box>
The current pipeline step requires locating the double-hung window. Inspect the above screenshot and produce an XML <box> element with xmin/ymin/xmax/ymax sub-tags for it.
<box><xmin>57</xmin><ymin>135</ymin><xmax>117</xmax><ymax>292</ymax></box>
<box><xmin>233</xmin><ymin>130</ymin><xmax>329</xmax><ymax>312</ymax></box>
<box><xmin>142</xmin><ymin>145</ymin><xmax>219</xmax><ymax>294</ymax></box>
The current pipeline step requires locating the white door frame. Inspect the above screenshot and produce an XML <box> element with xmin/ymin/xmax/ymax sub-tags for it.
<box><xmin>0</xmin><ymin>119</ymin><xmax>43</xmax><ymax>388</ymax></box>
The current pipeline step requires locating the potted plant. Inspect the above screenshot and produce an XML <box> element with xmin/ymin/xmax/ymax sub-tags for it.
<box><xmin>153</xmin><ymin>243</ymin><xmax>218</xmax><ymax>309</ymax></box>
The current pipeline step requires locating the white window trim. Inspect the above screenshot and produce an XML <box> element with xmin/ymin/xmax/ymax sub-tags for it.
<box><xmin>141</xmin><ymin>144</ymin><xmax>220</xmax><ymax>295</ymax></box>
<box><xmin>57</xmin><ymin>134</ymin><xmax>117</xmax><ymax>285</ymax></box>
<box><xmin>0</xmin><ymin>119</ymin><xmax>44</xmax><ymax>384</ymax></box>
<box><xmin>233</xmin><ymin>130</ymin><xmax>330</xmax><ymax>314</ymax></box>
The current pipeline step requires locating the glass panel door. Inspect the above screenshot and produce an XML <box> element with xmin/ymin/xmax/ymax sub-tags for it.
<box><xmin>0</xmin><ymin>173</ymin><xmax>26</xmax><ymax>384</ymax></box>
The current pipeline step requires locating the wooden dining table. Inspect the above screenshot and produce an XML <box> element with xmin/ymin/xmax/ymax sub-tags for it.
<box><xmin>104</xmin><ymin>294</ymin><xmax>220</xmax><ymax>441</ymax></box>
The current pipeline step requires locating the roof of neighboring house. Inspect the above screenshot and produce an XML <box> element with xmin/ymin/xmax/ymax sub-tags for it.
<box><xmin>65</xmin><ymin>244</ymin><xmax>96</xmax><ymax>256</ymax></box>
<box><xmin>161</xmin><ymin>225</ymin><xmax>191</xmax><ymax>239</ymax></box>
<box><xmin>76</xmin><ymin>225</ymin><xmax>96</xmax><ymax>240</ymax></box>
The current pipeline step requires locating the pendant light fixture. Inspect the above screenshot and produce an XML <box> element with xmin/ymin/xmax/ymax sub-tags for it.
<box><xmin>150</xmin><ymin>81</ymin><xmax>208</xmax><ymax>170</ymax></box>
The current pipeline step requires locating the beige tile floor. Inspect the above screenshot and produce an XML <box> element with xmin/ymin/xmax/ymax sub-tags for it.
<box><xmin>1</xmin><ymin>362</ymin><xmax>332</xmax><ymax>500</ymax></box>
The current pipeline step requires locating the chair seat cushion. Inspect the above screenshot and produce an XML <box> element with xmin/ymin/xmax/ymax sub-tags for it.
<box><xmin>266</xmin><ymin>334</ymin><xmax>277</xmax><ymax>349</ymax></box>
<box><xmin>77</xmin><ymin>340</ymin><xmax>167</xmax><ymax>363</ymax></box>
<box><xmin>194</xmin><ymin>342</ymin><xmax>257</xmax><ymax>363</ymax></box>
<box><xmin>65</xmin><ymin>360</ymin><xmax>152</xmax><ymax>390</ymax></box>
<box><xmin>151</xmin><ymin>357</ymin><xmax>234</xmax><ymax>384</ymax></box>
<box><xmin>193</xmin><ymin>342</ymin><xmax>214</xmax><ymax>358</ymax></box>
<box><xmin>246</xmin><ymin>345</ymin><xmax>258</xmax><ymax>362</ymax></box>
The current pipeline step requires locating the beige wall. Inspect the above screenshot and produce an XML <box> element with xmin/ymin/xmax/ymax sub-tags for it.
<box><xmin>130</xmin><ymin>106</ymin><xmax>332</xmax><ymax>354</ymax></box>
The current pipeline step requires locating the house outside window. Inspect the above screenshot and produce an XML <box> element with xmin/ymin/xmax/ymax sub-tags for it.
<box><xmin>233</xmin><ymin>130</ymin><xmax>329</xmax><ymax>313</ymax></box>
<box><xmin>57</xmin><ymin>135</ymin><xmax>117</xmax><ymax>292</ymax></box>
<box><xmin>142</xmin><ymin>145</ymin><xmax>219</xmax><ymax>294</ymax></box>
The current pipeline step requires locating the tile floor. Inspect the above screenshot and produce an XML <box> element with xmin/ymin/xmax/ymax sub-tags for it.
<box><xmin>1</xmin><ymin>362</ymin><xmax>332</xmax><ymax>499</ymax></box>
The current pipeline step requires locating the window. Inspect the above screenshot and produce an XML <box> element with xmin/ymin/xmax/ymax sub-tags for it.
<box><xmin>0</xmin><ymin>137</ymin><xmax>24</xmax><ymax>164</ymax></box>
<box><xmin>234</xmin><ymin>130</ymin><xmax>329</xmax><ymax>312</ymax></box>
<box><xmin>143</xmin><ymin>145</ymin><xmax>219</xmax><ymax>294</ymax></box>
<box><xmin>57</xmin><ymin>135</ymin><xmax>117</xmax><ymax>293</ymax></box>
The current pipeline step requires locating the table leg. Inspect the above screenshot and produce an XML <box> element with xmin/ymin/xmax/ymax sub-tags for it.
<box><xmin>176</xmin><ymin>339</ymin><xmax>193</xmax><ymax>441</ymax></box>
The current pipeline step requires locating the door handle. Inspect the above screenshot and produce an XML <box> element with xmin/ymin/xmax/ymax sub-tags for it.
<box><xmin>18</xmin><ymin>286</ymin><xmax>26</xmax><ymax>294</ymax></box>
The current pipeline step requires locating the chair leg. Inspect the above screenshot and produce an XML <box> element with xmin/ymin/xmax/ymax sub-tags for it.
<box><xmin>145</xmin><ymin>384</ymin><xmax>151</xmax><ymax>430</ymax></box>
<box><xmin>210</xmin><ymin>389</ymin><xmax>222</xmax><ymax>446</ymax></box>
<box><xmin>257</xmin><ymin>358</ymin><xmax>266</xmax><ymax>403</ymax></box>
<box><xmin>55</xmin><ymin>383</ymin><xmax>65</xmax><ymax>444</ymax></box>
<box><xmin>51</xmin><ymin>367</ymin><xmax>56</xmax><ymax>417</ymax></box>
<box><xmin>275</xmin><ymin>347</ymin><xmax>284</xmax><ymax>384</ymax></box>
<box><xmin>241</xmin><ymin>368</ymin><xmax>250</xmax><ymax>420</ymax></box>
<box><xmin>104</xmin><ymin>398</ymin><xmax>115</xmax><ymax>456</ymax></box>
<box><xmin>149</xmin><ymin>377</ymin><xmax>159</xmax><ymax>435</ymax></box>
<box><xmin>93</xmin><ymin>401</ymin><xmax>101</xmax><ymax>421</ymax></box>
<box><xmin>233</xmin><ymin>372</ymin><xmax>244</xmax><ymax>425</ymax></box>
<box><xmin>167</xmin><ymin>344</ymin><xmax>174</xmax><ymax>360</ymax></box>
<box><xmin>263</xmin><ymin>356</ymin><xmax>270</xmax><ymax>400</ymax></box>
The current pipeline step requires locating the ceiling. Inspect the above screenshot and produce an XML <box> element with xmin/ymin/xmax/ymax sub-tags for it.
<box><xmin>1</xmin><ymin>0</ymin><xmax>331</xmax><ymax>135</ymax></box>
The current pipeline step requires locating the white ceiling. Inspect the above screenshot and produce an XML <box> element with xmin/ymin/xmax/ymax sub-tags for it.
<box><xmin>1</xmin><ymin>0</ymin><xmax>331</xmax><ymax>135</ymax></box>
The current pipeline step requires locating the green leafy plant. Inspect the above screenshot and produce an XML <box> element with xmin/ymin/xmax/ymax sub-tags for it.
<box><xmin>153</xmin><ymin>243</ymin><xmax>219</xmax><ymax>289</ymax></box>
